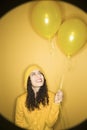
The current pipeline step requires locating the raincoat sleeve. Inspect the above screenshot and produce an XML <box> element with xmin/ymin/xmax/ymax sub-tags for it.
<box><xmin>15</xmin><ymin>96</ymin><xmax>28</xmax><ymax>129</ymax></box>
<box><xmin>45</xmin><ymin>92</ymin><xmax>60</xmax><ymax>127</ymax></box>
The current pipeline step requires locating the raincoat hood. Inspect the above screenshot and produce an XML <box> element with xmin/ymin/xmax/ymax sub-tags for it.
<box><xmin>24</xmin><ymin>64</ymin><xmax>45</xmax><ymax>89</ymax></box>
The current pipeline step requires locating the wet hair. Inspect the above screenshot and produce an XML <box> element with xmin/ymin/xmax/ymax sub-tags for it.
<box><xmin>26</xmin><ymin>74</ymin><xmax>49</xmax><ymax>111</ymax></box>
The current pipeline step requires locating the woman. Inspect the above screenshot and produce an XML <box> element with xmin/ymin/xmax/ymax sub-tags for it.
<box><xmin>15</xmin><ymin>64</ymin><xmax>63</xmax><ymax>130</ymax></box>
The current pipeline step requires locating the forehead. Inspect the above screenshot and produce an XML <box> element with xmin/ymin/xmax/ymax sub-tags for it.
<box><xmin>30</xmin><ymin>70</ymin><xmax>41</xmax><ymax>73</ymax></box>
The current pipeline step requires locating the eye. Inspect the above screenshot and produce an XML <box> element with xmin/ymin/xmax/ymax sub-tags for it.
<box><xmin>38</xmin><ymin>71</ymin><xmax>43</xmax><ymax>76</ymax></box>
<box><xmin>30</xmin><ymin>72</ymin><xmax>36</xmax><ymax>76</ymax></box>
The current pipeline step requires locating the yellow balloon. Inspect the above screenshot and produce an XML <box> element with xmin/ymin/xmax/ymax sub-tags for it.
<box><xmin>57</xmin><ymin>18</ymin><xmax>87</xmax><ymax>57</ymax></box>
<box><xmin>31</xmin><ymin>1</ymin><xmax>62</xmax><ymax>39</ymax></box>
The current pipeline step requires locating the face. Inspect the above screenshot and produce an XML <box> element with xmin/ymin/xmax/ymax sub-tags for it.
<box><xmin>30</xmin><ymin>70</ymin><xmax>44</xmax><ymax>88</ymax></box>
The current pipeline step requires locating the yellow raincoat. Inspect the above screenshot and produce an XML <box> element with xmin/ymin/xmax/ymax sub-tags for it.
<box><xmin>15</xmin><ymin>91</ymin><xmax>60</xmax><ymax>130</ymax></box>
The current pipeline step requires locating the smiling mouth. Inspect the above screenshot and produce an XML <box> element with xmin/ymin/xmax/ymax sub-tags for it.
<box><xmin>36</xmin><ymin>79</ymin><xmax>42</xmax><ymax>83</ymax></box>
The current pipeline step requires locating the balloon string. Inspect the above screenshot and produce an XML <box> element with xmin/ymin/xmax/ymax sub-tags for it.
<box><xmin>48</xmin><ymin>37</ymin><xmax>56</xmax><ymax>55</ymax></box>
<box><xmin>48</xmin><ymin>38</ymin><xmax>52</xmax><ymax>55</ymax></box>
<box><xmin>57</xmin><ymin>69</ymin><xmax>67</xmax><ymax>128</ymax></box>
<box><xmin>59</xmin><ymin>74</ymin><xmax>67</xmax><ymax>129</ymax></box>
<box><xmin>59</xmin><ymin>105</ymin><xmax>67</xmax><ymax>129</ymax></box>
<box><xmin>59</xmin><ymin>73</ymin><xmax>64</xmax><ymax>90</ymax></box>
<box><xmin>67</xmin><ymin>56</ymin><xmax>72</xmax><ymax>71</ymax></box>
<box><xmin>58</xmin><ymin>61</ymin><xmax>71</xmax><ymax>129</ymax></box>
<box><xmin>56</xmin><ymin>57</ymin><xmax>72</xmax><ymax>129</ymax></box>
<box><xmin>58</xmin><ymin>56</ymin><xmax>71</xmax><ymax>90</ymax></box>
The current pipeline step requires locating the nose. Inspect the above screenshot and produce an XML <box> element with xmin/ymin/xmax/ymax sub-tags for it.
<box><xmin>35</xmin><ymin>73</ymin><xmax>41</xmax><ymax>78</ymax></box>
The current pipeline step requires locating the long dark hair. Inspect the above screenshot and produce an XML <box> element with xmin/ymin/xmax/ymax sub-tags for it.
<box><xmin>26</xmin><ymin>75</ymin><xmax>49</xmax><ymax>111</ymax></box>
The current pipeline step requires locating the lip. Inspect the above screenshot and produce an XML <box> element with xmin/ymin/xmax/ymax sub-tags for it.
<box><xmin>36</xmin><ymin>79</ymin><xmax>42</xmax><ymax>83</ymax></box>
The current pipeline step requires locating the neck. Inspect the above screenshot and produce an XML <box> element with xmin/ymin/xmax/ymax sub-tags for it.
<box><xmin>32</xmin><ymin>86</ymin><xmax>40</xmax><ymax>98</ymax></box>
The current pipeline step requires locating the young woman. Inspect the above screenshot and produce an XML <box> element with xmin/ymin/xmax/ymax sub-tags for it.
<box><xmin>15</xmin><ymin>64</ymin><xmax>63</xmax><ymax>130</ymax></box>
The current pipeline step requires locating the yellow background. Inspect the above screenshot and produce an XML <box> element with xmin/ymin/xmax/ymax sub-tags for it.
<box><xmin>0</xmin><ymin>1</ymin><xmax>87</xmax><ymax>129</ymax></box>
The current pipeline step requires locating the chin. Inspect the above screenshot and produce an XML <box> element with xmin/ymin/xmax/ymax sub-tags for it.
<box><xmin>36</xmin><ymin>83</ymin><xmax>43</xmax><ymax>87</ymax></box>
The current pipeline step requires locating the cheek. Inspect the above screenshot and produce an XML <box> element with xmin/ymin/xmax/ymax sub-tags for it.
<box><xmin>41</xmin><ymin>75</ymin><xmax>44</xmax><ymax>80</ymax></box>
<box><xmin>30</xmin><ymin>77</ymin><xmax>35</xmax><ymax>84</ymax></box>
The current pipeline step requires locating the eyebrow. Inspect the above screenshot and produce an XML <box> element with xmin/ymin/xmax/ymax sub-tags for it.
<box><xmin>30</xmin><ymin>71</ymin><xmax>43</xmax><ymax>75</ymax></box>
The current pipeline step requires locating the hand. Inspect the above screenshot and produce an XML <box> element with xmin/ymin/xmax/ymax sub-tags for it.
<box><xmin>54</xmin><ymin>90</ymin><xmax>63</xmax><ymax>104</ymax></box>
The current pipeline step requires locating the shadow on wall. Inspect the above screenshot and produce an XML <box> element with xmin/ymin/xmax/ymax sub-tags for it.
<box><xmin>0</xmin><ymin>114</ymin><xmax>87</xmax><ymax>130</ymax></box>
